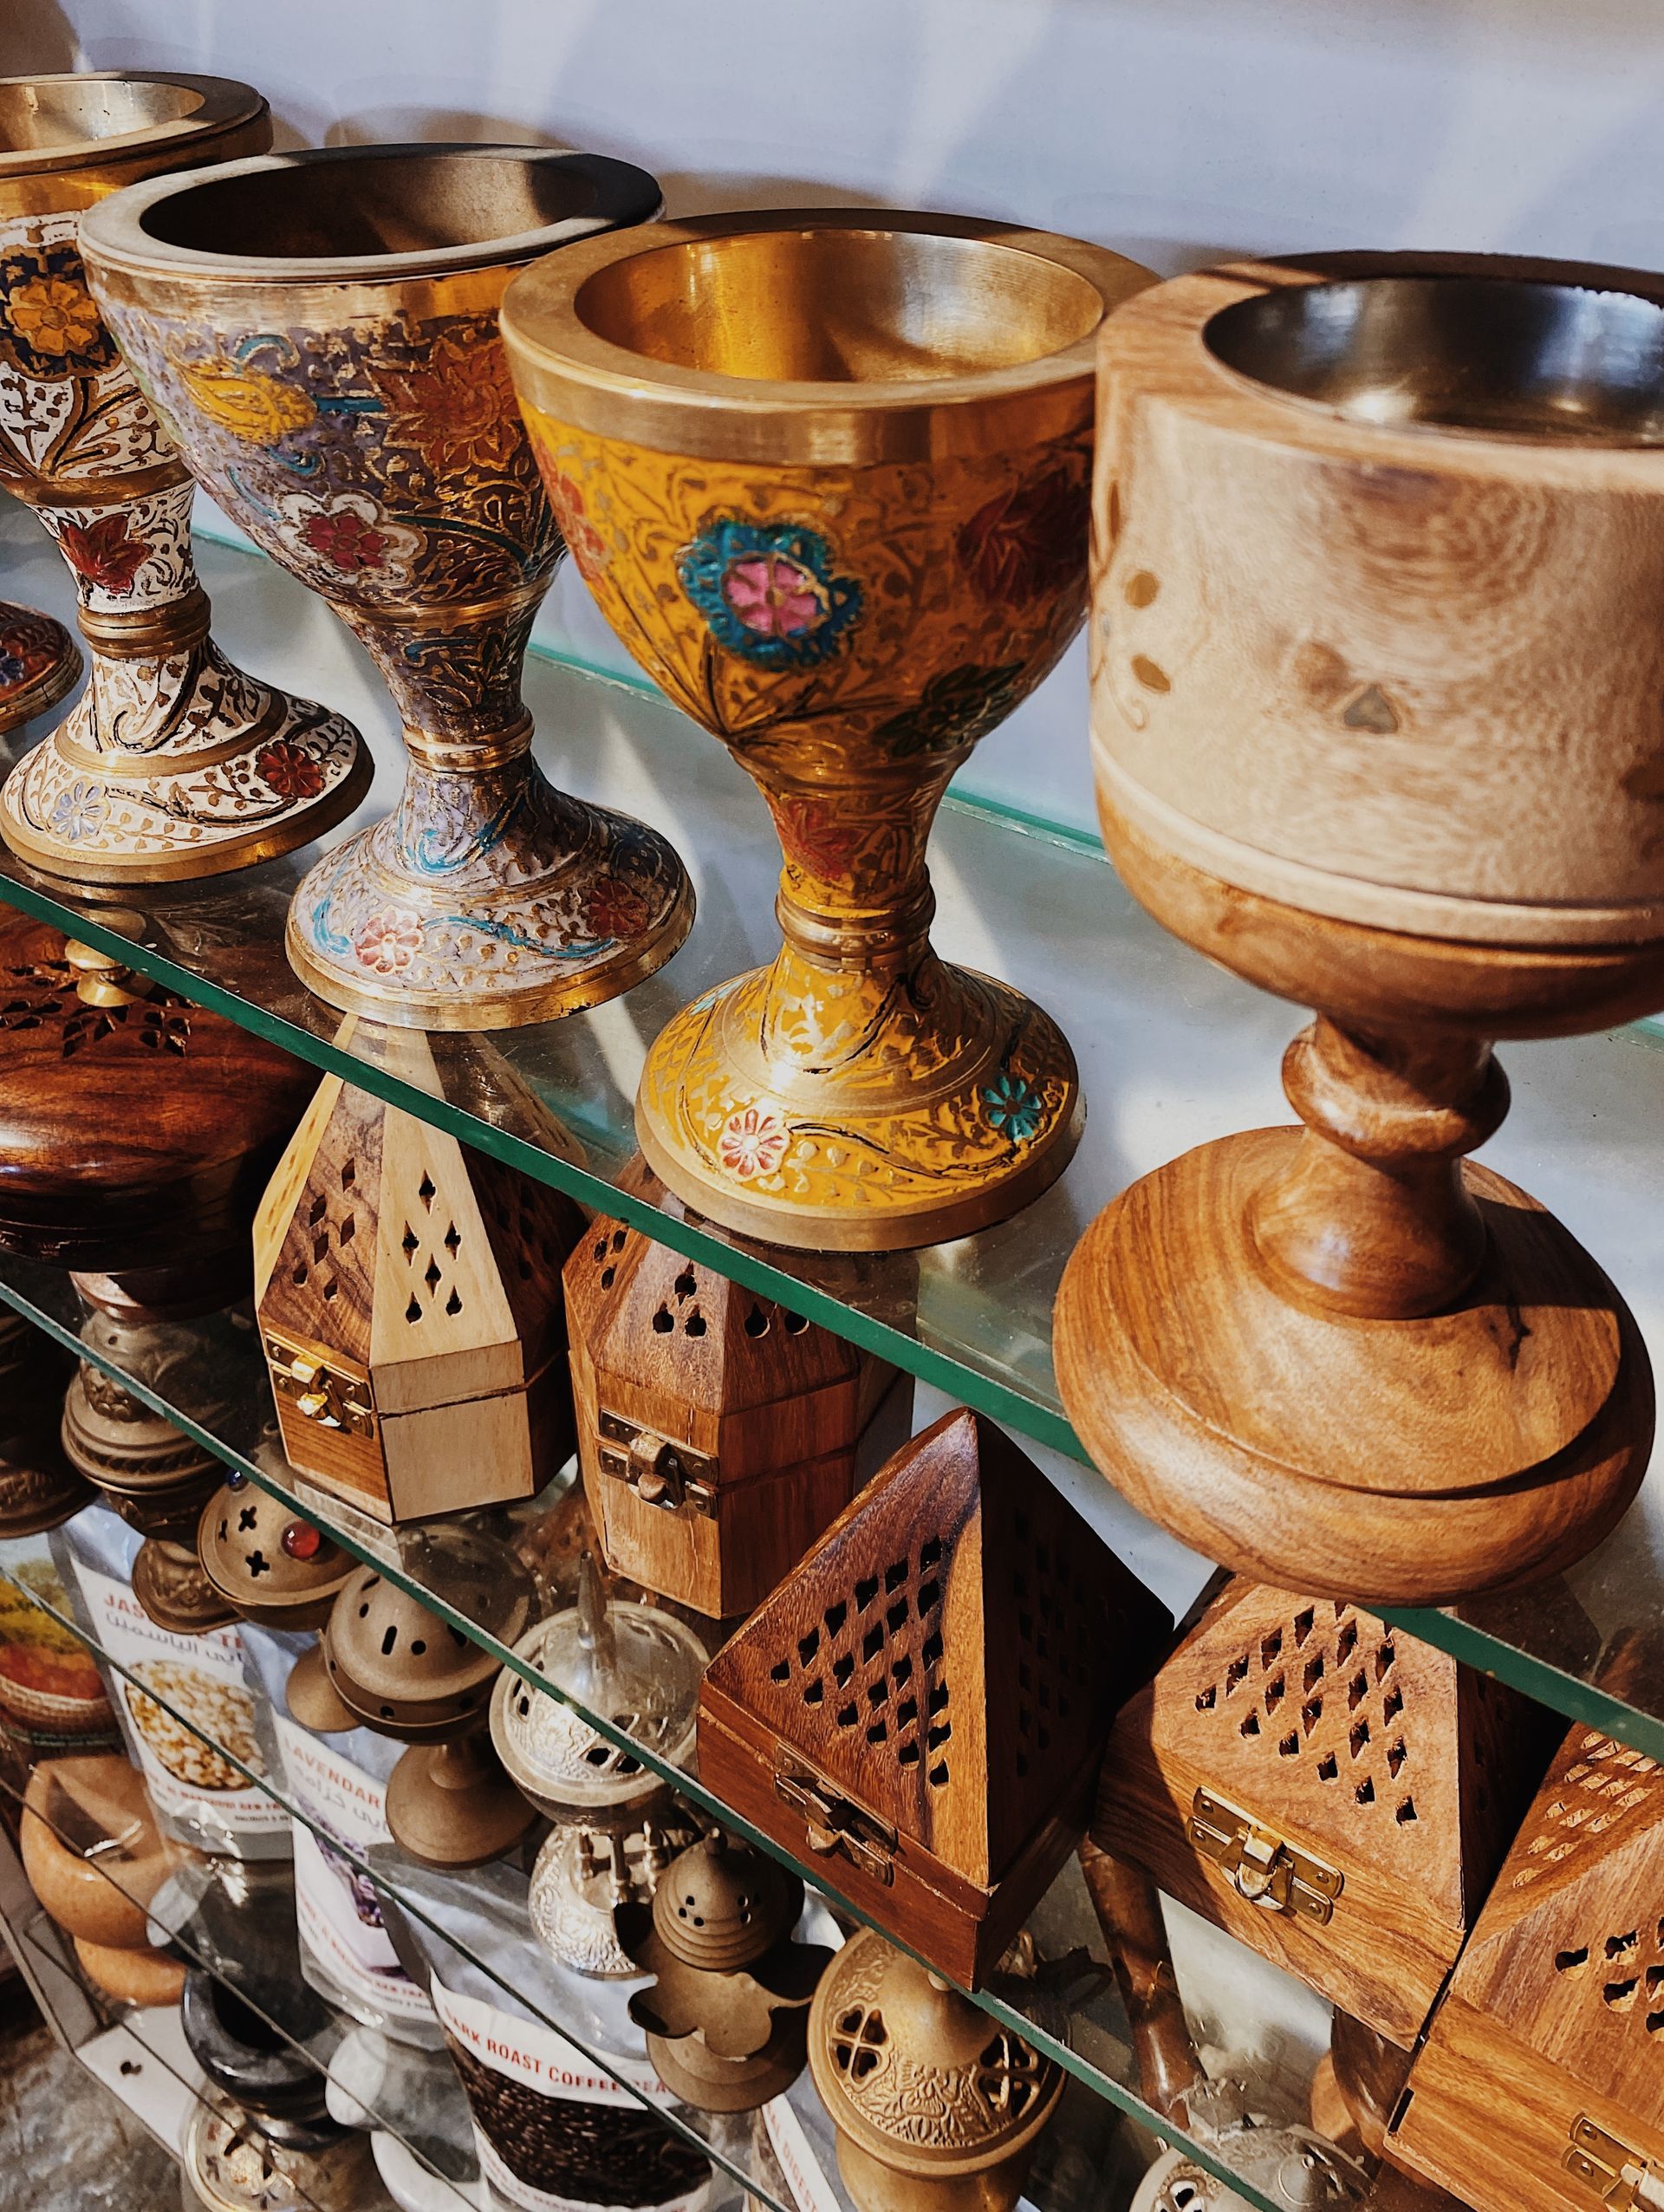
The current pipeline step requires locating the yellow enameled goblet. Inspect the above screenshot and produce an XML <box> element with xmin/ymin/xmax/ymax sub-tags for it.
<box><xmin>503</xmin><ymin>212</ymin><xmax>1150</xmax><ymax>1249</ymax></box>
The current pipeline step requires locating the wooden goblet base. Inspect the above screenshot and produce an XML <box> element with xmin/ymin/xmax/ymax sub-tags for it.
<box><xmin>1056</xmin><ymin>1128</ymin><xmax>1651</xmax><ymax>1605</ymax></box>
<box><xmin>385</xmin><ymin>1734</ymin><xmax>537</xmax><ymax>1870</ymax></box>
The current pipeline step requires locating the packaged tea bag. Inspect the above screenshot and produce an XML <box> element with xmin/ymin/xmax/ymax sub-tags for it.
<box><xmin>377</xmin><ymin>1851</ymin><xmax>713</xmax><ymax>2212</ymax></box>
<box><xmin>242</xmin><ymin>1620</ymin><xmax>439</xmax><ymax>2046</ymax></box>
<box><xmin>52</xmin><ymin>1507</ymin><xmax>288</xmax><ymax>1860</ymax></box>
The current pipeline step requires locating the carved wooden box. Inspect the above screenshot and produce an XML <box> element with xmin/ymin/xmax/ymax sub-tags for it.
<box><xmin>1390</xmin><ymin>1709</ymin><xmax>1664</xmax><ymax>2212</ymax></box>
<box><xmin>254</xmin><ymin>1069</ymin><xmax>582</xmax><ymax>1523</ymax></box>
<box><xmin>1094</xmin><ymin>1578</ymin><xmax>1553</xmax><ymax>2047</ymax></box>
<box><xmin>699</xmin><ymin>1407</ymin><xmax>1173</xmax><ymax>1988</ymax></box>
<box><xmin>564</xmin><ymin>1210</ymin><xmax>912</xmax><ymax>1618</ymax></box>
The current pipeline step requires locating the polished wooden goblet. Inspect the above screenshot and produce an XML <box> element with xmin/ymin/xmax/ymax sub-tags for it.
<box><xmin>82</xmin><ymin>143</ymin><xmax>690</xmax><ymax>1029</ymax></box>
<box><xmin>1057</xmin><ymin>253</ymin><xmax>1664</xmax><ymax>1604</ymax></box>
<box><xmin>503</xmin><ymin>213</ymin><xmax>1152</xmax><ymax>1247</ymax></box>
<box><xmin>0</xmin><ymin>73</ymin><xmax>367</xmax><ymax>881</ymax></box>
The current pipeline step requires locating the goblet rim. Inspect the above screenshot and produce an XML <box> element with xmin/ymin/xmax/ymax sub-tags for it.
<box><xmin>0</xmin><ymin>70</ymin><xmax>265</xmax><ymax>182</ymax></box>
<box><xmin>78</xmin><ymin>142</ymin><xmax>664</xmax><ymax>287</ymax></box>
<box><xmin>501</xmin><ymin>207</ymin><xmax>1153</xmax><ymax>464</ymax></box>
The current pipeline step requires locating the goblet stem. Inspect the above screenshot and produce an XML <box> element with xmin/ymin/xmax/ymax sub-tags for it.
<box><xmin>1249</xmin><ymin>1018</ymin><xmax>1511</xmax><ymax>1320</ymax></box>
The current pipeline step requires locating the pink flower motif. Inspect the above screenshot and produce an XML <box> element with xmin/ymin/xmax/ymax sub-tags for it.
<box><xmin>353</xmin><ymin>908</ymin><xmax>424</xmax><ymax>974</ymax></box>
<box><xmin>718</xmin><ymin>1105</ymin><xmax>790</xmax><ymax>1181</ymax></box>
<box><xmin>301</xmin><ymin>507</ymin><xmax>390</xmax><ymax>574</ymax></box>
<box><xmin>721</xmin><ymin>553</ymin><xmax>826</xmax><ymax>639</ymax></box>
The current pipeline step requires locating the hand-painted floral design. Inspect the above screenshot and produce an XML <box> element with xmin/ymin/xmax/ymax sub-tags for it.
<box><xmin>375</xmin><ymin>329</ymin><xmax>521</xmax><ymax>479</ymax></box>
<box><xmin>718</xmin><ymin>1105</ymin><xmax>790</xmax><ymax>1180</ymax></box>
<box><xmin>875</xmin><ymin>662</ymin><xmax>1025</xmax><ymax>758</ymax></box>
<box><xmin>957</xmin><ymin>467</ymin><xmax>1089</xmax><ymax>608</ymax></box>
<box><xmin>276</xmin><ymin>494</ymin><xmax>420</xmax><ymax>584</ymax></box>
<box><xmin>539</xmin><ymin>462</ymin><xmax>608</xmax><ymax>573</ymax></box>
<box><xmin>981</xmin><ymin>1070</ymin><xmax>1044</xmax><ymax>1143</ymax></box>
<box><xmin>56</xmin><ymin>516</ymin><xmax>149</xmax><ymax>597</ymax></box>
<box><xmin>255</xmin><ymin>740</ymin><xmax>325</xmax><ymax>802</ymax></box>
<box><xmin>353</xmin><ymin>908</ymin><xmax>425</xmax><ymax>974</ymax></box>
<box><xmin>585</xmin><ymin>874</ymin><xmax>651</xmax><ymax>940</ymax></box>
<box><xmin>775</xmin><ymin>792</ymin><xmax>864</xmax><ymax>878</ymax></box>
<box><xmin>0</xmin><ymin>248</ymin><xmax>115</xmax><ymax>376</ymax></box>
<box><xmin>678</xmin><ymin>519</ymin><xmax>861</xmax><ymax>669</ymax></box>
<box><xmin>179</xmin><ymin>358</ymin><xmax>318</xmax><ymax>444</ymax></box>
<box><xmin>48</xmin><ymin>778</ymin><xmax>107</xmax><ymax>845</ymax></box>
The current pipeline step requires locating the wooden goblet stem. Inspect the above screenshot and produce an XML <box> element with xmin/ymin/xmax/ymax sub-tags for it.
<box><xmin>1250</xmin><ymin>1018</ymin><xmax>1510</xmax><ymax>1321</ymax></box>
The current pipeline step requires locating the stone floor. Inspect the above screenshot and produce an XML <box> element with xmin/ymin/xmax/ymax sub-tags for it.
<box><xmin>0</xmin><ymin>1976</ymin><xmax>179</xmax><ymax>2211</ymax></box>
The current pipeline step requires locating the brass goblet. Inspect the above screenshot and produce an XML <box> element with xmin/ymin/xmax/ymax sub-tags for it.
<box><xmin>1056</xmin><ymin>254</ymin><xmax>1664</xmax><ymax>1604</ymax></box>
<box><xmin>503</xmin><ymin>213</ymin><xmax>1151</xmax><ymax>1247</ymax></box>
<box><xmin>0</xmin><ymin>73</ymin><xmax>367</xmax><ymax>881</ymax></box>
<box><xmin>82</xmin><ymin>145</ymin><xmax>692</xmax><ymax>1029</ymax></box>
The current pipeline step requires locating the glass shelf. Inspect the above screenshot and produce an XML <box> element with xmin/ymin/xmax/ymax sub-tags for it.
<box><xmin>0</xmin><ymin>1499</ymin><xmax>1367</xmax><ymax>2212</ymax></box>
<box><xmin>3</xmin><ymin>504</ymin><xmax>1664</xmax><ymax>1760</ymax></box>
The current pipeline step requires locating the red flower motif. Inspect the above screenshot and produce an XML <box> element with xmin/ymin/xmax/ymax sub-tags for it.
<box><xmin>255</xmin><ymin>740</ymin><xmax>324</xmax><ymax>802</ymax></box>
<box><xmin>354</xmin><ymin>908</ymin><xmax>424</xmax><ymax>974</ymax></box>
<box><xmin>718</xmin><ymin>1105</ymin><xmax>790</xmax><ymax>1181</ymax></box>
<box><xmin>586</xmin><ymin>875</ymin><xmax>651</xmax><ymax>941</ymax></box>
<box><xmin>376</xmin><ymin>331</ymin><xmax>520</xmax><ymax>478</ymax></box>
<box><xmin>775</xmin><ymin>794</ymin><xmax>863</xmax><ymax>879</ymax></box>
<box><xmin>57</xmin><ymin>516</ymin><xmax>148</xmax><ymax>596</ymax></box>
<box><xmin>956</xmin><ymin>468</ymin><xmax>1089</xmax><ymax>608</ymax></box>
<box><xmin>301</xmin><ymin>507</ymin><xmax>389</xmax><ymax>574</ymax></box>
<box><xmin>538</xmin><ymin>460</ymin><xmax>607</xmax><ymax>572</ymax></box>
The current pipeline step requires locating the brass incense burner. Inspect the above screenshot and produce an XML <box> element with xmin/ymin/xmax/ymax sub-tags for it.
<box><xmin>197</xmin><ymin>1473</ymin><xmax>353</xmax><ymax>1631</ymax></box>
<box><xmin>0</xmin><ymin>72</ymin><xmax>368</xmax><ymax>882</ymax></box>
<box><xmin>503</xmin><ymin>212</ymin><xmax>1151</xmax><ymax>1247</ymax></box>
<box><xmin>81</xmin><ymin>143</ymin><xmax>691</xmax><ymax>1030</ymax></box>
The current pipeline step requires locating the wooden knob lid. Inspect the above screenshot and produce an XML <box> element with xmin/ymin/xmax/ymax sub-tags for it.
<box><xmin>322</xmin><ymin>1538</ymin><xmax>532</xmax><ymax>1741</ymax></box>
<box><xmin>0</xmin><ymin>913</ymin><xmax>315</xmax><ymax>1272</ymax></box>
<box><xmin>808</xmin><ymin>1927</ymin><xmax>1062</xmax><ymax>2173</ymax></box>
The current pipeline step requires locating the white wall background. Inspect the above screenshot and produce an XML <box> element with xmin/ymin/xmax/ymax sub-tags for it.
<box><xmin>23</xmin><ymin>0</ymin><xmax>1664</xmax><ymax>832</ymax></box>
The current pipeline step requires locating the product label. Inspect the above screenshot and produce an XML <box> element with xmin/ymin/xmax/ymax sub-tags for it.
<box><xmin>274</xmin><ymin>1714</ymin><xmax>432</xmax><ymax>2026</ymax></box>
<box><xmin>0</xmin><ymin>1558</ymin><xmax>120</xmax><ymax>1757</ymax></box>
<box><xmin>431</xmin><ymin>1984</ymin><xmax>709</xmax><ymax>2212</ymax></box>
<box><xmin>763</xmin><ymin>2098</ymin><xmax>841</xmax><ymax>2212</ymax></box>
<box><xmin>74</xmin><ymin>1562</ymin><xmax>283</xmax><ymax>1835</ymax></box>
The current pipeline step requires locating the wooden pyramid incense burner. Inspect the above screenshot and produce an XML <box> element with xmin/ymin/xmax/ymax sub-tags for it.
<box><xmin>255</xmin><ymin>1028</ymin><xmax>585</xmax><ymax>1525</ymax></box>
<box><xmin>1094</xmin><ymin>1578</ymin><xmax>1554</xmax><ymax>2048</ymax></box>
<box><xmin>564</xmin><ymin>1171</ymin><xmax>911</xmax><ymax>1617</ymax></box>
<box><xmin>1058</xmin><ymin>252</ymin><xmax>1664</xmax><ymax>1604</ymax></box>
<box><xmin>700</xmin><ymin>1405</ymin><xmax>1173</xmax><ymax>1988</ymax></box>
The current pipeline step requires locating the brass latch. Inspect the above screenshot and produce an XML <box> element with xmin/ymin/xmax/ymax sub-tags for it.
<box><xmin>266</xmin><ymin>1337</ymin><xmax>375</xmax><ymax>1438</ymax></box>
<box><xmin>773</xmin><ymin>1746</ymin><xmax>897</xmax><ymax>1886</ymax></box>
<box><xmin>1566</xmin><ymin>2116</ymin><xmax>1659</xmax><ymax>2208</ymax></box>
<box><xmin>596</xmin><ymin>1413</ymin><xmax>716</xmax><ymax>1518</ymax></box>
<box><xmin>1190</xmin><ymin>1789</ymin><xmax>1342</xmax><ymax>1925</ymax></box>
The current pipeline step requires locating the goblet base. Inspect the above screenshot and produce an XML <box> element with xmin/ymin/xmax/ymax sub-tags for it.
<box><xmin>0</xmin><ymin>649</ymin><xmax>369</xmax><ymax>884</ymax></box>
<box><xmin>0</xmin><ymin>1454</ymin><xmax>95</xmax><ymax>1539</ymax></box>
<box><xmin>385</xmin><ymin>1740</ymin><xmax>537</xmax><ymax>1870</ymax></box>
<box><xmin>635</xmin><ymin>954</ymin><xmax>1081</xmax><ymax>1251</ymax></box>
<box><xmin>1055</xmin><ymin>1128</ymin><xmax>1652</xmax><ymax>1604</ymax></box>
<box><xmin>0</xmin><ymin>604</ymin><xmax>81</xmax><ymax>738</ymax></box>
<box><xmin>287</xmin><ymin>758</ymin><xmax>693</xmax><ymax>1031</ymax></box>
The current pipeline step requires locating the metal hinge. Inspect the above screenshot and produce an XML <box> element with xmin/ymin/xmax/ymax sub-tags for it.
<box><xmin>596</xmin><ymin>1412</ymin><xmax>717</xmax><ymax>1518</ymax></box>
<box><xmin>773</xmin><ymin>1746</ymin><xmax>897</xmax><ymax>1886</ymax></box>
<box><xmin>1566</xmin><ymin>2116</ymin><xmax>1659</xmax><ymax>2208</ymax></box>
<box><xmin>265</xmin><ymin>1337</ymin><xmax>375</xmax><ymax>1438</ymax></box>
<box><xmin>1190</xmin><ymin>1789</ymin><xmax>1342</xmax><ymax>1925</ymax></box>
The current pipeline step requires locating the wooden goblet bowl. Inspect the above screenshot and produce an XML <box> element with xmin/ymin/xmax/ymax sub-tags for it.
<box><xmin>503</xmin><ymin>211</ymin><xmax>1154</xmax><ymax>1248</ymax></box>
<box><xmin>1058</xmin><ymin>254</ymin><xmax>1664</xmax><ymax>1605</ymax></box>
<box><xmin>0</xmin><ymin>73</ymin><xmax>370</xmax><ymax>882</ymax></box>
<box><xmin>81</xmin><ymin>142</ymin><xmax>688</xmax><ymax>1029</ymax></box>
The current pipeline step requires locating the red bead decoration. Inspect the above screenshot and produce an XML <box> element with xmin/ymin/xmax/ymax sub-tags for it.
<box><xmin>281</xmin><ymin>1520</ymin><xmax>322</xmax><ymax>1561</ymax></box>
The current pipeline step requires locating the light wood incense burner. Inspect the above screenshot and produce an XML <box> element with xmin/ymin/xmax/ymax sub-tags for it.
<box><xmin>82</xmin><ymin>143</ymin><xmax>688</xmax><ymax>1027</ymax></box>
<box><xmin>0</xmin><ymin>72</ymin><xmax>368</xmax><ymax>882</ymax></box>
<box><xmin>255</xmin><ymin>1038</ymin><xmax>584</xmax><ymax>1524</ymax></box>
<box><xmin>1058</xmin><ymin>253</ymin><xmax>1664</xmax><ymax>1604</ymax></box>
<box><xmin>503</xmin><ymin>212</ymin><xmax>1153</xmax><ymax>1248</ymax></box>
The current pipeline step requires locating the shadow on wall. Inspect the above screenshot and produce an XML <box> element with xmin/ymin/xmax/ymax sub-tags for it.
<box><xmin>3</xmin><ymin>0</ymin><xmax>77</xmax><ymax>73</ymax></box>
<box><xmin>322</xmin><ymin>108</ymin><xmax>564</xmax><ymax>149</ymax></box>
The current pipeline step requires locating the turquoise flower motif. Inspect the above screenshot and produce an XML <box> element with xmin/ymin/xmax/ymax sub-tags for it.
<box><xmin>678</xmin><ymin>519</ymin><xmax>861</xmax><ymax>669</ymax></box>
<box><xmin>981</xmin><ymin>1070</ymin><xmax>1044</xmax><ymax>1144</ymax></box>
<box><xmin>49</xmin><ymin>778</ymin><xmax>107</xmax><ymax>845</ymax></box>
